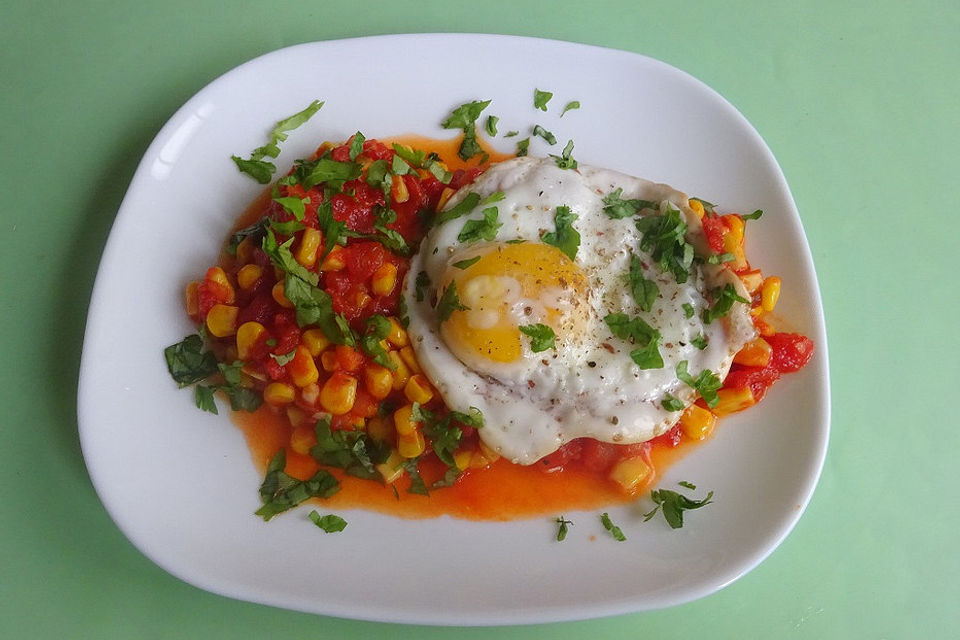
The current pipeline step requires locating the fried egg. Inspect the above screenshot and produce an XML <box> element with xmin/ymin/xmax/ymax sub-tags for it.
<box><xmin>405</xmin><ymin>157</ymin><xmax>755</xmax><ymax>464</ymax></box>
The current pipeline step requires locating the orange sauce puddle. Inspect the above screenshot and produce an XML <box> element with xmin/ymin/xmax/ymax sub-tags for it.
<box><xmin>222</xmin><ymin>132</ymin><xmax>705</xmax><ymax>520</ymax></box>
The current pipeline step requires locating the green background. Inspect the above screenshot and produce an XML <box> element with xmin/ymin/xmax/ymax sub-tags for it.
<box><xmin>1</xmin><ymin>1</ymin><xmax>956</xmax><ymax>637</ymax></box>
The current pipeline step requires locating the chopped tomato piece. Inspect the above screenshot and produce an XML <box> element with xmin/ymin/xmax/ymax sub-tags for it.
<box><xmin>766</xmin><ymin>332</ymin><xmax>815</xmax><ymax>373</ymax></box>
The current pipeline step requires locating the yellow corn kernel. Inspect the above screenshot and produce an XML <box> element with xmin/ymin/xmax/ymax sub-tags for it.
<box><xmin>399</xmin><ymin>345</ymin><xmax>422</xmax><ymax>374</ymax></box>
<box><xmin>437</xmin><ymin>187</ymin><xmax>455</xmax><ymax>211</ymax></box>
<box><xmin>366</xmin><ymin>417</ymin><xmax>389</xmax><ymax>441</ymax></box>
<box><xmin>236</xmin><ymin>321</ymin><xmax>268</xmax><ymax>360</ymax></box>
<box><xmin>364</xmin><ymin>363</ymin><xmax>393</xmax><ymax>400</ymax></box>
<box><xmin>236</xmin><ymin>264</ymin><xmax>263</xmax><ymax>290</ymax></box>
<box><xmin>756</xmin><ymin>318</ymin><xmax>775</xmax><ymax>337</ymax></box>
<box><xmin>286</xmin><ymin>405</ymin><xmax>308</xmax><ymax>428</ymax></box>
<box><xmin>354</xmin><ymin>290</ymin><xmax>372</xmax><ymax>312</ymax></box>
<box><xmin>271</xmin><ymin>281</ymin><xmax>293</xmax><ymax>308</ymax></box>
<box><xmin>679</xmin><ymin>404</ymin><xmax>717</xmax><ymax>440</ymax></box>
<box><xmin>264</xmin><ymin>382</ymin><xmax>295</xmax><ymax>406</ymax></box>
<box><xmin>391</xmin><ymin>175</ymin><xmax>409</xmax><ymax>203</ymax></box>
<box><xmin>469</xmin><ymin>451</ymin><xmax>491</xmax><ymax>469</ymax></box>
<box><xmin>371</xmin><ymin>262</ymin><xmax>398</xmax><ymax>296</ymax></box>
<box><xmin>289</xmin><ymin>425</ymin><xmax>315</xmax><ymax>455</ymax></box>
<box><xmin>185</xmin><ymin>281</ymin><xmax>200</xmax><ymax>317</ymax></box>
<box><xmin>387</xmin><ymin>350</ymin><xmax>411</xmax><ymax>391</ymax></box>
<box><xmin>386</xmin><ymin>317</ymin><xmax>408</xmax><ymax>347</ymax></box>
<box><xmin>300</xmin><ymin>382</ymin><xmax>320</xmax><ymax>406</ymax></box>
<box><xmin>288</xmin><ymin>345</ymin><xmax>319</xmax><ymax>388</ymax></box>
<box><xmin>609</xmin><ymin>456</ymin><xmax>652</xmax><ymax>493</ymax></box>
<box><xmin>454</xmin><ymin>449</ymin><xmax>473</xmax><ymax>471</ymax></box>
<box><xmin>321</xmin><ymin>246</ymin><xmax>345</xmax><ymax>271</ymax></box>
<box><xmin>761</xmin><ymin>276</ymin><xmax>781</xmax><ymax>313</ymax></box>
<box><xmin>478</xmin><ymin>439</ymin><xmax>500</xmax><ymax>463</ymax></box>
<box><xmin>398</xmin><ymin>430</ymin><xmax>426</xmax><ymax>458</ymax></box>
<box><xmin>320</xmin><ymin>349</ymin><xmax>339</xmax><ymax>372</ymax></box>
<box><xmin>393</xmin><ymin>404</ymin><xmax>420</xmax><ymax>436</ymax></box>
<box><xmin>404</xmin><ymin>374</ymin><xmax>434</xmax><ymax>404</ymax></box>
<box><xmin>319</xmin><ymin>372</ymin><xmax>357</xmax><ymax>415</ymax></box>
<box><xmin>376</xmin><ymin>449</ymin><xmax>406</xmax><ymax>483</ymax></box>
<box><xmin>688</xmin><ymin>198</ymin><xmax>705</xmax><ymax>218</ymax></box>
<box><xmin>207</xmin><ymin>266</ymin><xmax>234</xmax><ymax>298</ymax></box>
<box><xmin>301</xmin><ymin>328</ymin><xmax>330</xmax><ymax>357</ymax></box>
<box><xmin>723</xmin><ymin>215</ymin><xmax>748</xmax><ymax>269</ymax></box>
<box><xmin>739</xmin><ymin>269</ymin><xmax>764</xmax><ymax>295</ymax></box>
<box><xmin>712</xmin><ymin>387</ymin><xmax>756</xmax><ymax>417</ymax></box>
<box><xmin>241</xmin><ymin>363</ymin><xmax>267</xmax><ymax>382</ymax></box>
<box><xmin>733</xmin><ymin>337</ymin><xmax>772</xmax><ymax>367</ymax></box>
<box><xmin>295</xmin><ymin>228</ymin><xmax>323</xmax><ymax>269</ymax></box>
<box><xmin>206</xmin><ymin>304</ymin><xmax>239</xmax><ymax>337</ymax></box>
<box><xmin>236</xmin><ymin>237</ymin><xmax>255</xmax><ymax>264</ymax></box>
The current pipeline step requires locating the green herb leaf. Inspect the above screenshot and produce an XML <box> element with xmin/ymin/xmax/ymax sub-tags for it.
<box><xmin>550</xmin><ymin>139</ymin><xmax>577</xmax><ymax>169</ymax></box>
<box><xmin>458</xmin><ymin>206</ymin><xmax>502</xmax><ymax>243</ymax></box>
<box><xmin>661</xmin><ymin>393</ymin><xmax>685</xmax><ymax>412</ymax></box>
<box><xmin>437</xmin><ymin>281</ymin><xmax>469</xmax><ymax>321</ymax></box>
<box><xmin>435</xmin><ymin>192</ymin><xmax>481</xmax><ymax>226</ymax></box>
<box><xmin>232</xmin><ymin>100</ymin><xmax>324</xmax><ymax>183</ymax></box>
<box><xmin>601</xmin><ymin>188</ymin><xmax>659</xmax><ymax>220</ymax></box>
<box><xmin>741</xmin><ymin>209</ymin><xmax>763</xmax><ymax>221</ymax></box>
<box><xmin>642</xmin><ymin>488</ymin><xmax>714</xmax><ymax>529</ymax></box>
<box><xmin>308</xmin><ymin>510</ymin><xmax>348</xmax><ymax>532</ymax></box>
<box><xmin>270</xmin><ymin>350</ymin><xmax>297</xmax><ymax>366</ymax></box>
<box><xmin>560</xmin><ymin>100</ymin><xmax>580</xmax><ymax>117</ymax></box>
<box><xmin>414</xmin><ymin>271</ymin><xmax>430</xmax><ymax>302</ymax></box>
<box><xmin>262</xmin><ymin>228</ymin><xmax>319</xmax><ymax>286</ymax></box>
<box><xmin>600</xmin><ymin>512</ymin><xmax>626</xmax><ymax>541</ymax></box>
<box><xmin>702</xmin><ymin>284</ymin><xmax>749</xmax><ymax>324</ymax></box>
<box><xmin>485</xmin><ymin>115</ymin><xmax>499</xmax><ymax>136</ymax></box>
<box><xmin>555</xmin><ymin>516</ymin><xmax>572</xmax><ymax>541</ymax></box>
<box><xmin>272</xmin><ymin>196</ymin><xmax>306</xmax><ymax>221</ymax></box>
<box><xmin>534</xmin><ymin>89</ymin><xmax>553</xmax><ymax>111</ymax></box>
<box><xmin>231</xmin><ymin>157</ymin><xmax>276</xmax><ymax>184</ymax></box>
<box><xmin>283</xmin><ymin>275</ymin><xmax>355</xmax><ymax>345</ymax></box>
<box><xmin>532</xmin><ymin>124</ymin><xmax>557</xmax><ymax>145</ymax></box>
<box><xmin>164</xmin><ymin>334</ymin><xmax>218</xmax><ymax>387</ymax></box>
<box><xmin>604</xmin><ymin>313</ymin><xmax>664</xmax><ymax>369</ymax></box>
<box><xmin>270</xmin><ymin>219</ymin><xmax>306</xmax><ymax>236</ymax></box>
<box><xmin>359</xmin><ymin>314</ymin><xmax>396</xmax><ymax>370</ymax></box>
<box><xmin>676</xmin><ymin>360</ymin><xmax>722</xmax><ymax>408</ymax></box>
<box><xmin>441</xmin><ymin>100</ymin><xmax>492</xmax><ymax>161</ymax></box>
<box><xmin>391</xmin><ymin>154</ymin><xmax>413</xmax><ymax>175</ymax></box>
<box><xmin>255</xmin><ymin>449</ymin><xmax>340</xmax><ymax>521</ymax></box>
<box><xmin>349</xmin><ymin>132</ymin><xmax>365</xmax><ymax>161</ymax></box>
<box><xmin>541</xmin><ymin>205</ymin><xmax>580</xmax><ymax>260</ymax></box>
<box><xmin>391</xmin><ymin>143</ymin><xmax>427</xmax><ymax>168</ymax></box>
<box><xmin>628</xmin><ymin>253</ymin><xmax>659</xmax><ymax>312</ymax></box>
<box><xmin>504</xmin><ymin>130</ymin><xmax>519</xmax><ymax>138</ymax></box>
<box><xmin>402</xmin><ymin>458</ymin><xmax>430</xmax><ymax>495</ymax></box>
<box><xmin>516</xmin><ymin>137</ymin><xmax>530</xmax><ymax>157</ymax></box>
<box><xmin>453</xmin><ymin>256</ymin><xmax>481</xmax><ymax>270</ymax></box>
<box><xmin>678</xmin><ymin>481</ymin><xmax>697</xmax><ymax>490</ymax></box>
<box><xmin>227</xmin><ymin>218</ymin><xmax>269</xmax><ymax>255</ymax></box>
<box><xmin>691</xmin><ymin>333</ymin><xmax>708</xmax><ymax>350</ymax></box>
<box><xmin>706</xmin><ymin>252</ymin><xmax>734</xmax><ymax>265</ymax></box>
<box><xmin>297</xmin><ymin>157</ymin><xmax>362</xmax><ymax>190</ymax></box>
<box><xmin>682</xmin><ymin>303</ymin><xmax>695</xmax><ymax>318</ymax></box>
<box><xmin>222</xmin><ymin>385</ymin><xmax>263</xmax><ymax>412</ymax></box>
<box><xmin>310</xmin><ymin>419</ymin><xmax>391</xmax><ymax>480</ymax></box>
<box><xmin>635</xmin><ymin>205</ymin><xmax>695</xmax><ymax>283</ymax></box>
<box><xmin>482</xmin><ymin>191</ymin><xmax>506</xmax><ymax>204</ymax></box>
<box><xmin>194</xmin><ymin>385</ymin><xmax>218</xmax><ymax>414</ymax></box>
<box><xmin>519</xmin><ymin>324</ymin><xmax>556</xmax><ymax>352</ymax></box>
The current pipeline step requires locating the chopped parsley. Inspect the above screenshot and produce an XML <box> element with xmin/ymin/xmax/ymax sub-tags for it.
<box><xmin>231</xmin><ymin>100</ymin><xmax>324</xmax><ymax>183</ymax></box>
<box><xmin>702</xmin><ymin>284</ymin><xmax>749</xmax><ymax>324</ymax></box>
<box><xmin>642</xmin><ymin>487</ymin><xmax>714</xmax><ymax>529</ymax></box>
<box><xmin>414</xmin><ymin>270</ymin><xmax>430</xmax><ymax>302</ymax></box>
<box><xmin>194</xmin><ymin>385</ymin><xmax>218</xmax><ymax>414</ymax></box>
<box><xmin>310</xmin><ymin>419</ymin><xmax>391</xmax><ymax>480</ymax></box>
<box><xmin>435</xmin><ymin>192</ymin><xmax>481</xmax><ymax>226</ymax></box>
<box><xmin>453</xmin><ymin>256</ymin><xmax>481</xmax><ymax>270</ymax></box>
<box><xmin>359</xmin><ymin>314</ymin><xmax>395</xmax><ymax>370</ymax></box>
<box><xmin>441</xmin><ymin>99</ymin><xmax>491</xmax><ymax>160</ymax></box>
<box><xmin>682</xmin><ymin>302</ymin><xmax>695</xmax><ymax>318</ymax></box>
<box><xmin>519</xmin><ymin>324</ymin><xmax>556</xmax><ymax>352</ymax></box>
<box><xmin>601</xmin><ymin>188</ymin><xmax>658</xmax><ymax>220</ymax></box>
<box><xmin>255</xmin><ymin>449</ymin><xmax>340</xmax><ymax>521</ymax></box>
<box><xmin>691</xmin><ymin>333</ymin><xmax>709</xmax><ymax>350</ymax></box>
<box><xmin>226</xmin><ymin>218</ymin><xmax>269</xmax><ymax>255</ymax></box>
<box><xmin>741</xmin><ymin>209</ymin><xmax>764</xmax><ymax>221</ymax></box>
<box><xmin>550</xmin><ymin>139</ymin><xmax>577</xmax><ymax>169</ymax></box>
<box><xmin>604</xmin><ymin>313</ymin><xmax>663</xmax><ymax>369</ymax></box>
<box><xmin>541</xmin><ymin>205</ymin><xmax>581</xmax><ymax>260</ymax></box>
<box><xmin>283</xmin><ymin>275</ymin><xmax>355</xmax><ymax>346</ymax></box>
<box><xmin>676</xmin><ymin>360</ymin><xmax>722</xmax><ymax>408</ymax></box>
<box><xmin>437</xmin><ymin>281</ymin><xmax>469</xmax><ymax>321</ymax></box>
<box><xmin>294</xmin><ymin>156</ymin><xmax>362</xmax><ymax>191</ymax></box>
<box><xmin>600</xmin><ymin>512</ymin><xmax>626</xmax><ymax>541</ymax></box>
<box><xmin>348</xmin><ymin>131</ymin><xmax>365</xmax><ymax>161</ymax></box>
<box><xmin>555</xmin><ymin>516</ymin><xmax>572</xmax><ymax>541</ymax></box>
<box><xmin>532</xmin><ymin>124</ymin><xmax>557</xmax><ymax>145</ymax></box>
<box><xmin>308</xmin><ymin>510</ymin><xmax>348</xmax><ymax>533</ymax></box>
<box><xmin>661</xmin><ymin>393</ymin><xmax>685</xmax><ymax>412</ymax></box>
<box><xmin>164</xmin><ymin>334</ymin><xmax>218</xmax><ymax>387</ymax></box>
<box><xmin>560</xmin><ymin>100</ymin><xmax>580</xmax><ymax>116</ymax></box>
<box><xmin>516</xmin><ymin>137</ymin><xmax>530</xmax><ymax>157</ymax></box>
<box><xmin>504</xmin><ymin>130</ymin><xmax>519</xmax><ymax>137</ymax></box>
<box><xmin>628</xmin><ymin>253</ymin><xmax>658</xmax><ymax>312</ymax></box>
<box><xmin>635</xmin><ymin>205</ymin><xmax>694</xmax><ymax>283</ymax></box>
<box><xmin>458</xmin><ymin>206</ymin><xmax>502</xmax><ymax>243</ymax></box>
<box><xmin>534</xmin><ymin>89</ymin><xmax>553</xmax><ymax>111</ymax></box>
<box><xmin>269</xmin><ymin>349</ymin><xmax>297</xmax><ymax>366</ymax></box>
<box><xmin>485</xmin><ymin>115</ymin><xmax>499</xmax><ymax>136</ymax></box>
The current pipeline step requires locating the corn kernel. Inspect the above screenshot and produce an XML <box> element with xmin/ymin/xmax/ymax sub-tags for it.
<box><xmin>391</xmin><ymin>175</ymin><xmax>410</xmax><ymax>203</ymax></box>
<box><xmin>271</xmin><ymin>281</ymin><xmax>293</xmax><ymax>308</ymax></box>
<box><xmin>206</xmin><ymin>304</ymin><xmax>239</xmax><ymax>337</ymax></box>
<box><xmin>301</xmin><ymin>328</ymin><xmax>330</xmax><ymax>357</ymax></box>
<box><xmin>398</xmin><ymin>430</ymin><xmax>426</xmax><ymax>458</ymax></box>
<box><xmin>264</xmin><ymin>382</ymin><xmax>295</xmax><ymax>406</ymax></box>
<box><xmin>679</xmin><ymin>404</ymin><xmax>717</xmax><ymax>440</ymax></box>
<box><xmin>393</xmin><ymin>404</ymin><xmax>420</xmax><ymax>436</ymax></box>
<box><xmin>185</xmin><ymin>281</ymin><xmax>200</xmax><ymax>317</ymax></box>
<box><xmin>236</xmin><ymin>237</ymin><xmax>255</xmax><ymax>264</ymax></box>
<box><xmin>320</xmin><ymin>350</ymin><xmax>339</xmax><ymax>372</ymax></box>
<box><xmin>454</xmin><ymin>449</ymin><xmax>473</xmax><ymax>471</ymax></box>
<box><xmin>288</xmin><ymin>345</ymin><xmax>319</xmax><ymax>388</ymax></box>
<box><xmin>289</xmin><ymin>425</ymin><xmax>315</xmax><ymax>455</ymax></box>
<box><xmin>206</xmin><ymin>266</ymin><xmax>235</xmax><ymax>303</ymax></box>
<box><xmin>321</xmin><ymin>246</ymin><xmax>345</xmax><ymax>271</ymax></box>
<box><xmin>236</xmin><ymin>264</ymin><xmax>263</xmax><ymax>290</ymax></box>
<box><xmin>739</xmin><ymin>269</ymin><xmax>764</xmax><ymax>295</ymax></box>
<box><xmin>364</xmin><ymin>363</ymin><xmax>393</xmax><ymax>400</ymax></box>
<box><xmin>371</xmin><ymin>262</ymin><xmax>398</xmax><ymax>296</ymax></box>
<box><xmin>755</xmin><ymin>318</ymin><xmax>775</xmax><ymax>337</ymax></box>
<box><xmin>295</xmin><ymin>228</ymin><xmax>323</xmax><ymax>269</ymax></box>
<box><xmin>376</xmin><ymin>450</ymin><xmax>406</xmax><ymax>483</ymax></box>
<box><xmin>723</xmin><ymin>216</ymin><xmax>748</xmax><ymax>270</ymax></box>
<box><xmin>399</xmin><ymin>345</ymin><xmax>422</xmax><ymax>374</ymax></box>
<box><xmin>388</xmin><ymin>350</ymin><xmax>411</xmax><ymax>391</ymax></box>
<box><xmin>733</xmin><ymin>337</ymin><xmax>772</xmax><ymax>367</ymax></box>
<box><xmin>386</xmin><ymin>317</ymin><xmax>408</xmax><ymax>347</ymax></box>
<box><xmin>236</xmin><ymin>321</ymin><xmax>268</xmax><ymax>360</ymax></box>
<box><xmin>319</xmin><ymin>372</ymin><xmax>357</xmax><ymax>415</ymax></box>
<box><xmin>300</xmin><ymin>382</ymin><xmax>320</xmax><ymax>406</ymax></box>
<box><xmin>354</xmin><ymin>290</ymin><xmax>372</xmax><ymax>312</ymax></box>
<box><xmin>404</xmin><ymin>374</ymin><xmax>434</xmax><ymax>404</ymax></box>
<box><xmin>609</xmin><ymin>456</ymin><xmax>652</xmax><ymax>492</ymax></box>
<box><xmin>688</xmin><ymin>198</ymin><xmax>705</xmax><ymax>218</ymax></box>
<box><xmin>761</xmin><ymin>276</ymin><xmax>781</xmax><ymax>313</ymax></box>
<box><xmin>437</xmin><ymin>187</ymin><xmax>455</xmax><ymax>211</ymax></box>
<box><xmin>712</xmin><ymin>387</ymin><xmax>756</xmax><ymax>416</ymax></box>
<box><xmin>241</xmin><ymin>363</ymin><xmax>267</xmax><ymax>382</ymax></box>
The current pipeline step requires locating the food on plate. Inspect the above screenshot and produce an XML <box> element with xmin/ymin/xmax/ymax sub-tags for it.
<box><xmin>165</xmin><ymin>100</ymin><xmax>814</xmax><ymax>528</ymax></box>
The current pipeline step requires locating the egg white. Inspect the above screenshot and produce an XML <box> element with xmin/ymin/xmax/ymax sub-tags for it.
<box><xmin>405</xmin><ymin>157</ymin><xmax>755</xmax><ymax>464</ymax></box>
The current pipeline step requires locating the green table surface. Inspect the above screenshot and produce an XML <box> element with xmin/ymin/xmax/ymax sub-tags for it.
<box><xmin>2</xmin><ymin>1</ymin><xmax>956</xmax><ymax>637</ymax></box>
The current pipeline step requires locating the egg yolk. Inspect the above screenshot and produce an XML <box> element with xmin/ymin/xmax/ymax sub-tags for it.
<box><xmin>440</xmin><ymin>242</ymin><xmax>589</xmax><ymax>366</ymax></box>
